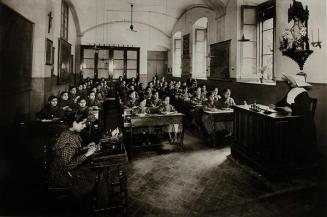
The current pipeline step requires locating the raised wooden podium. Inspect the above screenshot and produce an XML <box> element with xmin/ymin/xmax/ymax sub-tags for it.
<box><xmin>232</xmin><ymin>105</ymin><xmax>316</xmax><ymax>179</ymax></box>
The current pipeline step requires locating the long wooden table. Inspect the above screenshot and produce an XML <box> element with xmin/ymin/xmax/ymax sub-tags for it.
<box><xmin>124</xmin><ymin>112</ymin><xmax>185</xmax><ymax>149</ymax></box>
<box><xmin>203</xmin><ymin>109</ymin><xmax>234</xmax><ymax>146</ymax></box>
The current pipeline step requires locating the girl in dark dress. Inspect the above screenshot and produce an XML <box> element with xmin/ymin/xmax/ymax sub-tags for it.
<box><xmin>38</xmin><ymin>96</ymin><xmax>64</xmax><ymax>119</ymax></box>
<box><xmin>59</xmin><ymin>91</ymin><xmax>74</xmax><ymax>113</ymax></box>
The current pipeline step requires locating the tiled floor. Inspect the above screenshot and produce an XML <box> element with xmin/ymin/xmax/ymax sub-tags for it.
<box><xmin>110</xmin><ymin>130</ymin><xmax>325</xmax><ymax>217</ymax></box>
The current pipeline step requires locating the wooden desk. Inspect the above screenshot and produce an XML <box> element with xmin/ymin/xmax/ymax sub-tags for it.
<box><xmin>89</xmin><ymin>143</ymin><xmax>128</xmax><ymax>214</ymax></box>
<box><xmin>125</xmin><ymin>113</ymin><xmax>184</xmax><ymax>149</ymax></box>
<box><xmin>203</xmin><ymin>109</ymin><xmax>234</xmax><ymax>146</ymax></box>
<box><xmin>232</xmin><ymin>105</ymin><xmax>314</xmax><ymax>178</ymax></box>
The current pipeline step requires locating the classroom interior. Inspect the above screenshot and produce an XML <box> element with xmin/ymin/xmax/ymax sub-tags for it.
<box><xmin>0</xmin><ymin>0</ymin><xmax>327</xmax><ymax>216</ymax></box>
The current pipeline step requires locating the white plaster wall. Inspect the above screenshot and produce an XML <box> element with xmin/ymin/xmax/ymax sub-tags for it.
<box><xmin>81</xmin><ymin>22</ymin><xmax>171</xmax><ymax>77</ymax></box>
<box><xmin>275</xmin><ymin>0</ymin><xmax>327</xmax><ymax>83</ymax></box>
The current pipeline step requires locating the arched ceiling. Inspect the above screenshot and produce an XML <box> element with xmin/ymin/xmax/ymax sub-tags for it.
<box><xmin>70</xmin><ymin>0</ymin><xmax>228</xmax><ymax>36</ymax></box>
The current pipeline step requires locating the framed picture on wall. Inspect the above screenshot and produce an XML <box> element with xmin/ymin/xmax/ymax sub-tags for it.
<box><xmin>51</xmin><ymin>47</ymin><xmax>55</xmax><ymax>75</ymax></box>
<box><xmin>58</xmin><ymin>38</ymin><xmax>72</xmax><ymax>84</ymax></box>
<box><xmin>45</xmin><ymin>38</ymin><xmax>53</xmax><ymax>65</ymax></box>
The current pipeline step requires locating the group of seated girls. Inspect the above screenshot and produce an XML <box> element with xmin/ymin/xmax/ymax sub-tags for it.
<box><xmin>37</xmin><ymin>79</ymin><xmax>109</xmax><ymax>121</ymax></box>
<box><xmin>117</xmin><ymin>75</ymin><xmax>236</xmax><ymax>144</ymax></box>
<box><xmin>122</xmin><ymin>88</ymin><xmax>180</xmax><ymax>144</ymax></box>
<box><xmin>40</xmin><ymin>79</ymin><xmax>110</xmax><ymax>213</ymax></box>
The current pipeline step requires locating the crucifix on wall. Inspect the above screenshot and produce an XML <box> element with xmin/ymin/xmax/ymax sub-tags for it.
<box><xmin>48</xmin><ymin>12</ymin><xmax>53</xmax><ymax>33</ymax></box>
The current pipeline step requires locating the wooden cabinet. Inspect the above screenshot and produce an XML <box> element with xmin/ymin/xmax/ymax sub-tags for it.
<box><xmin>232</xmin><ymin>105</ymin><xmax>316</xmax><ymax>178</ymax></box>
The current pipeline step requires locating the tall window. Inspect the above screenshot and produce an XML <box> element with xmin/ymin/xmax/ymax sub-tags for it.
<box><xmin>61</xmin><ymin>1</ymin><xmax>69</xmax><ymax>40</ymax></box>
<box><xmin>258</xmin><ymin>2</ymin><xmax>274</xmax><ymax>81</ymax></box>
<box><xmin>239</xmin><ymin>1</ymin><xmax>275</xmax><ymax>84</ymax></box>
<box><xmin>194</xmin><ymin>29</ymin><xmax>207</xmax><ymax>79</ymax></box>
<box><xmin>173</xmin><ymin>38</ymin><xmax>181</xmax><ymax>77</ymax></box>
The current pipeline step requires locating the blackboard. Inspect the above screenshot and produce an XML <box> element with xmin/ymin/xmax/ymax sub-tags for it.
<box><xmin>209</xmin><ymin>40</ymin><xmax>231</xmax><ymax>80</ymax></box>
<box><xmin>0</xmin><ymin>3</ymin><xmax>33</xmax><ymax>92</ymax></box>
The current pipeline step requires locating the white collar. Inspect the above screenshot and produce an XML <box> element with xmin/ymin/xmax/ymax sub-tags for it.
<box><xmin>286</xmin><ymin>87</ymin><xmax>306</xmax><ymax>104</ymax></box>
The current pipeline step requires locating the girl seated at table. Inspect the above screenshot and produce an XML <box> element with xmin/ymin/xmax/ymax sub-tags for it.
<box><xmin>38</xmin><ymin>95</ymin><xmax>64</xmax><ymax>120</ymax></box>
<box><xmin>132</xmin><ymin>98</ymin><xmax>152</xmax><ymax>145</ymax></box>
<box><xmin>159</xmin><ymin>96</ymin><xmax>179</xmax><ymax>143</ymax></box>
<box><xmin>212</xmin><ymin>87</ymin><xmax>221</xmax><ymax>101</ymax></box>
<box><xmin>87</xmin><ymin>91</ymin><xmax>102</xmax><ymax>110</ymax></box>
<box><xmin>48</xmin><ymin>113</ymin><xmax>97</xmax><ymax>213</ymax></box>
<box><xmin>59</xmin><ymin>91</ymin><xmax>74</xmax><ymax>113</ymax></box>
<box><xmin>191</xmin><ymin>87</ymin><xmax>204</xmax><ymax>106</ymax></box>
<box><xmin>202</xmin><ymin>92</ymin><xmax>226</xmax><ymax>137</ymax></box>
<box><xmin>149</xmin><ymin>91</ymin><xmax>162</xmax><ymax>107</ymax></box>
<box><xmin>124</xmin><ymin>90</ymin><xmax>138</xmax><ymax>108</ymax></box>
<box><xmin>217</xmin><ymin>88</ymin><xmax>235</xmax><ymax>109</ymax></box>
<box><xmin>217</xmin><ymin>88</ymin><xmax>235</xmax><ymax>137</ymax></box>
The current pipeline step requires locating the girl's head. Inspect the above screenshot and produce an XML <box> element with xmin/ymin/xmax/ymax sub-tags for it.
<box><xmin>163</xmin><ymin>96</ymin><xmax>170</xmax><ymax>106</ymax></box>
<box><xmin>153</xmin><ymin>91</ymin><xmax>159</xmax><ymax>99</ymax></box>
<box><xmin>213</xmin><ymin>88</ymin><xmax>218</xmax><ymax>95</ymax></box>
<box><xmin>48</xmin><ymin>96</ymin><xmax>58</xmax><ymax>107</ymax></box>
<box><xmin>222</xmin><ymin>88</ymin><xmax>231</xmax><ymax>99</ymax></box>
<box><xmin>202</xmin><ymin>85</ymin><xmax>206</xmax><ymax>91</ymax></box>
<box><xmin>78</xmin><ymin>84</ymin><xmax>83</xmax><ymax>91</ymax></box>
<box><xmin>69</xmin><ymin>86</ymin><xmax>77</xmax><ymax>95</ymax></box>
<box><xmin>77</xmin><ymin>97</ymin><xmax>87</xmax><ymax>108</ymax></box>
<box><xmin>60</xmin><ymin>91</ymin><xmax>69</xmax><ymax>101</ymax></box>
<box><xmin>88</xmin><ymin>92</ymin><xmax>96</xmax><ymax>100</ymax></box>
<box><xmin>129</xmin><ymin>90</ymin><xmax>136</xmax><ymax>99</ymax></box>
<box><xmin>66</xmin><ymin>113</ymin><xmax>87</xmax><ymax>132</ymax></box>
<box><xmin>91</xmin><ymin>87</ymin><xmax>97</xmax><ymax>93</ymax></box>
<box><xmin>148</xmin><ymin>82</ymin><xmax>153</xmax><ymax>88</ymax></box>
<box><xmin>146</xmin><ymin>88</ymin><xmax>152</xmax><ymax>95</ymax></box>
<box><xmin>208</xmin><ymin>92</ymin><xmax>215</xmax><ymax>102</ymax></box>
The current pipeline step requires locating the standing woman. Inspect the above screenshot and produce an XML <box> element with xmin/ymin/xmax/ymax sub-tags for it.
<box><xmin>48</xmin><ymin>113</ymin><xmax>97</xmax><ymax>210</ymax></box>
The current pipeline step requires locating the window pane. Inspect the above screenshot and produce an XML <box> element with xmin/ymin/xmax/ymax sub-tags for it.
<box><xmin>262</xmin><ymin>55</ymin><xmax>273</xmax><ymax>79</ymax></box>
<box><xmin>98</xmin><ymin>59</ymin><xmax>108</xmax><ymax>69</ymax></box>
<box><xmin>127</xmin><ymin>60</ymin><xmax>137</xmax><ymax>69</ymax></box>
<box><xmin>263</xmin><ymin>29</ymin><xmax>273</xmax><ymax>54</ymax></box>
<box><xmin>113</xmin><ymin>60</ymin><xmax>124</xmax><ymax>69</ymax></box>
<box><xmin>113</xmin><ymin>70</ymin><xmax>124</xmax><ymax>79</ymax></box>
<box><xmin>263</xmin><ymin>18</ymin><xmax>273</xmax><ymax>30</ymax></box>
<box><xmin>127</xmin><ymin>50</ymin><xmax>137</xmax><ymax>59</ymax></box>
<box><xmin>126</xmin><ymin>70</ymin><xmax>137</xmax><ymax>79</ymax></box>
<box><xmin>242</xmin><ymin>42</ymin><xmax>256</xmax><ymax>58</ymax></box>
<box><xmin>243</xmin><ymin>8</ymin><xmax>256</xmax><ymax>25</ymax></box>
<box><xmin>83</xmin><ymin>59</ymin><xmax>94</xmax><ymax>68</ymax></box>
<box><xmin>175</xmin><ymin>39</ymin><xmax>181</xmax><ymax>49</ymax></box>
<box><xmin>243</xmin><ymin>25</ymin><xmax>256</xmax><ymax>41</ymax></box>
<box><xmin>98</xmin><ymin>49</ymin><xmax>109</xmax><ymax>59</ymax></box>
<box><xmin>98</xmin><ymin>69</ymin><xmax>109</xmax><ymax>79</ymax></box>
<box><xmin>196</xmin><ymin>30</ymin><xmax>205</xmax><ymax>41</ymax></box>
<box><xmin>83</xmin><ymin>69</ymin><xmax>95</xmax><ymax>79</ymax></box>
<box><xmin>113</xmin><ymin>50</ymin><xmax>124</xmax><ymax>59</ymax></box>
<box><xmin>84</xmin><ymin>49</ymin><xmax>95</xmax><ymax>58</ymax></box>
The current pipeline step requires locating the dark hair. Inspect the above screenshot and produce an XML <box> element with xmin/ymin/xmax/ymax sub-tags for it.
<box><xmin>48</xmin><ymin>95</ymin><xmax>58</xmax><ymax>102</ymax></box>
<box><xmin>60</xmin><ymin>91</ymin><xmax>68</xmax><ymax>97</ymax></box>
<box><xmin>69</xmin><ymin>86</ymin><xmax>76</xmax><ymax>91</ymax></box>
<box><xmin>65</xmin><ymin>113</ymin><xmax>87</xmax><ymax>127</ymax></box>
<box><xmin>77</xmin><ymin>97</ymin><xmax>87</xmax><ymax>104</ymax></box>
<box><xmin>222</xmin><ymin>88</ymin><xmax>231</xmax><ymax>94</ymax></box>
